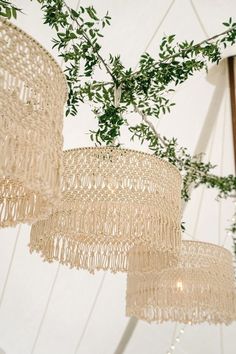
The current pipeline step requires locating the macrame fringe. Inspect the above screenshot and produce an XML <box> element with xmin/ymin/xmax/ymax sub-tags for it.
<box><xmin>30</xmin><ymin>202</ymin><xmax>181</xmax><ymax>273</ymax></box>
<box><xmin>30</xmin><ymin>235</ymin><xmax>179</xmax><ymax>274</ymax></box>
<box><xmin>0</xmin><ymin>19</ymin><xmax>67</xmax><ymax>227</ymax></box>
<box><xmin>0</xmin><ymin>121</ymin><xmax>62</xmax><ymax>227</ymax></box>
<box><xmin>126</xmin><ymin>286</ymin><xmax>236</xmax><ymax>325</ymax></box>
<box><xmin>0</xmin><ymin>191</ymin><xmax>44</xmax><ymax>228</ymax></box>
<box><xmin>126</xmin><ymin>241</ymin><xmax>236</xmax><ymax>324</ymax></box>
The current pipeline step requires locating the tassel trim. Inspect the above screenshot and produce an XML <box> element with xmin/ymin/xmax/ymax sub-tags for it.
<box><xmin>30</xmin><ymin>202</ymin><xmax>181</xmax><ymax>273</ymax></box>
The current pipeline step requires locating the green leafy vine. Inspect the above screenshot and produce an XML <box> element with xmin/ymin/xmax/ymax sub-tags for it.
<box><xmin>1</xmin><ymin>0</ymin><xmax>236</xmax><ymax>251</ymax></box>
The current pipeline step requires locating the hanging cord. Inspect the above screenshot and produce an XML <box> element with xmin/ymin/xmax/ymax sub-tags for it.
<box><xmin>114</xmin><ymin>85</ymin><xmax>122</xmax><ymax>108</ymax></box>
<box><xmin>0</xmin><ymin>224</ymin><xmax>21</xmax><ymax>311</ymax></box>
<box><xmin>109</xmin><ymin>85</ymin><xmax>122</xmax><ymax>146</ymax></box>
<box><xmin>74</xmin><ymin>273</ymin><xmax>106</xmax><ymax>354</ymax></box>
<box><xmin>182</xmin><ymin>95</ymin><xmax>219</xmax><ymax>241</ymax></box>
<box><xmin>218</xmin><ymin>70</ymin><xmax>228</xmax><ymax>246</ymax></box>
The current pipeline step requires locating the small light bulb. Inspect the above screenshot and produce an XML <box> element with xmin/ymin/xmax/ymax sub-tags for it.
<box><xmin>227</xmin><ymin>231</ymin><xmax>232</xmax><ymax>236</ymax></box>
<box><xmin>176</xmin><ymin>337</ymin><xmax>180</xmax><ymax>342</ymax></box>
<box><xmin>176</xmin><ymin>281</ymin><xmax>183</xmax><ymax>291</ymax></box>
<box><xmin>171</xmin><ymin>345</ymin><xmax>175</xmax><ymax>350</ymax></box>
<box><xmin>180</xmin><ymin>328</ymin><xmax>185</xmax><ymax>334</ymax></box>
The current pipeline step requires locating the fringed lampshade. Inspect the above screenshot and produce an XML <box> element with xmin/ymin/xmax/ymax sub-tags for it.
<box><xmin>30</xmin><ymin>147</ymin><xmax>182</xmax><ymax>273</ymax></box>
<box><xmin>126</xmin><ymin>240</ymin><xmax>236</xmax><ymax>325</ymax></box>
<box><xmin>0</xmin><ymin>19</ymin><xmax>67</xmax><ymax>227</ymax></box>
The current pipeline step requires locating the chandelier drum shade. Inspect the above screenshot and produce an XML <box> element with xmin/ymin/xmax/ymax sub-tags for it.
<box><xmin>126</xmin><ymin>240</ymin><xmax>236</xmax><ymax>325</ymax></box>
<box><xmin>30</xmin><ymin>147</ymin><xmax>182</xmax><ymax>273</ymax></box>
<box><xmin>0</xmin><ymin>19</ymin><xmax>67</xmax><ymax>227</ymax></box>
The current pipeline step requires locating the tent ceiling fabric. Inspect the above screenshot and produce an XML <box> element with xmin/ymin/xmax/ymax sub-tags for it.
<box><xmin>0</xmin><ymin>0</ymin><xmax>236</xmax><ymax>353</ymax></box>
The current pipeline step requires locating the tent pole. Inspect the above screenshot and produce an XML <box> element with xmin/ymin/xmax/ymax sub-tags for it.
<box><xmin>113</xmin><ymin>72</ymin><xmax>225</xmax><ymax>354</ymax></box>
<box><xmin>227</xmin><ymin>56</ymin><xmax>236</xmax><ymax>172</ymax></box>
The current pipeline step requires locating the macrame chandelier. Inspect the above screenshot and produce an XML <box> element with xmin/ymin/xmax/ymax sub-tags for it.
<box><xmin>30</xmin><ymin>147</ymin><xmax>182</xmax><ymax>273</ymax></box>
<box><xmin>0</xmin><ymin>19</ymin><xmax>67</xmax><ymax>227</ymax></box>
<box><xmin>126</xmin><ymin>240</ymin><xmax>236</xmax><ymax>325</ymax></box>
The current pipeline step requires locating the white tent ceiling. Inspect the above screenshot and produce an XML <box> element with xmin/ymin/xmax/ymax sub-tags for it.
<box><xmin>0</xmin><ymin>0</ymin><xmax>236</xmax><ymax>353</ymax></box>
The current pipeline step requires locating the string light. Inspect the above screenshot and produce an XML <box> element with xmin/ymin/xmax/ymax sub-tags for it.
<box><xmin>166</xmin><ymin>326</ymin><xmax>186</xmax><ymax>353</ymax></box>
<box><xmin>223</xmin><ymin>198</ymin><xmax>236</xmax><ymax>250</ymax></box>
<box><xmin>176</xmin><ymin>280</ymin><xmax>183</xmax><ymax>291</ymax></box>
<box><xmin>228</xmin><ymin>199</ymin><xmax>236</xmax><ymax>276</ymax></box>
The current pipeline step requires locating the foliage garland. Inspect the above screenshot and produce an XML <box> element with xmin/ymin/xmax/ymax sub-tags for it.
<box><xmin>1</xmin><ymin>0</ymin><xmax>236</xmax><ymax>250</ymax></box>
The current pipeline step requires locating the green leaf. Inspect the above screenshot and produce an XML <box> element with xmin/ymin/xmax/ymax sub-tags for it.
<box><xmin>85</xmin><ymin>21</ymin><xmax>94</xmax><ymax>28</ymax></box>
<box><xmin>5</xmin><ymin>6</ymin><xmax>11</xmax><ymax>18</ymax></box>
<box><xmin>71</xmin><ymin>8</ymin><xmax>79</xmax><ymax>18</ymax></box>
<box><xmin>86</xmin><ymin>6</ymin><xmax>99</xmax><ymax>21</ymax></box>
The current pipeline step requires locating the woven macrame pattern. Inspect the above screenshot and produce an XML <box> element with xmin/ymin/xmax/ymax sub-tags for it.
<box><xmin>30</xmin><ymin>147</ymin><xmax>182</xmax><ymax>273</ymax></box>
<box><xmin>0</xmin><ymin>19</ymin><xmax>67</xmax><ymax>227</ymax></box>
<box><xmin>126</xmin><ymin>240</ymin><xmax>236</xmax><ymax>325</ymax></box>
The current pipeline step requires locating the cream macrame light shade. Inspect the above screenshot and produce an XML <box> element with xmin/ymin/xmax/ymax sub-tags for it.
<box><xmin>0</xmin><ymin>19</ymin><xmax>67</xmax><ymax>227</ymax></box>
<box><xmin>30</xmin><ymin>147</ymin><xmax>182</xmax><ymax>273</ymax></box>
<box><xmin>126</xmin><ymin>240</ymin><xmax>236</xmax><ymax>325</ymax></box>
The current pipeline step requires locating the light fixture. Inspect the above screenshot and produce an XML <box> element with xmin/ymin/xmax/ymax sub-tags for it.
<box><xmin>30</xmin><ymin>147</ymin><xmax>182</xmax><ymax>273</ymax></box>
<box><xmin>126</xmin><ymin>240</ymin><xmax>236</xmax><ymax>324</ymax></box>
<box><xmin>0</xmin><ymin>19</ymin><xmax>67</xmax><ymax>227</ymax></box>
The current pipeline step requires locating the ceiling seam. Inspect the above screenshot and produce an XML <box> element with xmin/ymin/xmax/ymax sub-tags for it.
<box><xmin>189</xmin><ymin>0</ymin><xmax>209</xmax><ymax>37</ymax></box>
<box><xmin>0</xmin><ymin>224</ymin><xmax>21</xmax><ymax>311</ymax></box>
<box><xmin>135</xmin><ymin>0</ymin><xmax>210</xmax><ymax>125</ymax></box>
<box><xmin>68</xmin><ymin>3</ymin><xmax>107</xmax><ymax>353</ymax></box>
<box><xmin>220</xmin><ymin>325</ymin><xmax>224</xmax><ymax>354</ymax></box>
<box><xmin>30</xmin><ymin>264</ymin><xmax>61</xmax><ymax>354</ymax></box>
<box><xmin>134</xmin><ymin>0</ymin><xmax>176</xmax><ymax>70</ymax></box>
<box><xmin>29</xmin><ymin>1</ymin><xmax>82</xmax><ymax>352</ymax></box>
<box><xmin>158</xmin><ymin>0</ymin><xmax>210</xmax><ymax>123</ymax></box>
<box><xmin>74</xmin><ymin>273</ymin><xmax>106</xmax><ymax>354</ymax></box>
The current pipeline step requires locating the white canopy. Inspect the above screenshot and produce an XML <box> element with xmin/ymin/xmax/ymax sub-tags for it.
<box><xmin>0</xmin><ymin>0</ymin><xmax>236</xmax><ymax>353</ymax></box>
